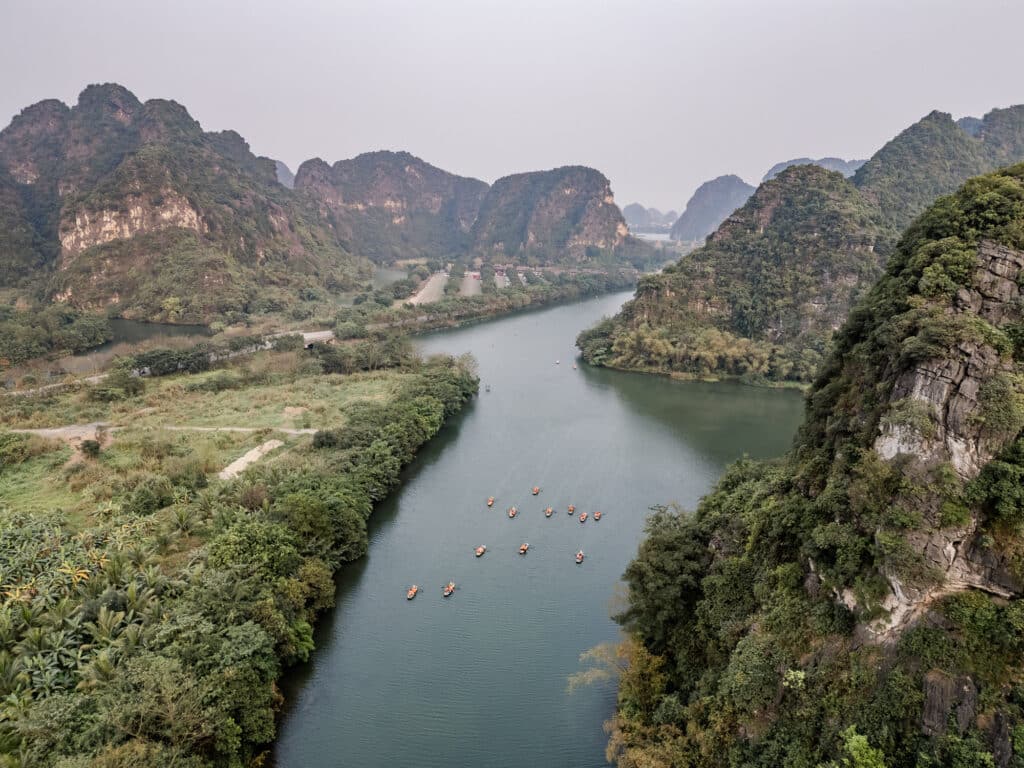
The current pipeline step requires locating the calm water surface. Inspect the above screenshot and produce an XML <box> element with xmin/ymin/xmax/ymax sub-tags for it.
<box><xmin>273</xmin><ymin>291</ymin><xmax>804</xmax><ymax>767</ymax></box>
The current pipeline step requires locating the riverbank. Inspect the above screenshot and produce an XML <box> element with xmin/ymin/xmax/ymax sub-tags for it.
<box><xmin>271</xmin><ymin>291</ymin><xmax>805</xmax><ymax>768</ymax></box>
<box><xmin>0</xmin><ymin>343</ymin><xmax>479</xmax><ymax>766</ymax></box>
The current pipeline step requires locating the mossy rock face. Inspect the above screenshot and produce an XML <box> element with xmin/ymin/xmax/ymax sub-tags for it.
<box><xmin>611</xmin><ymin>165</ymin><xmax>1024</xmax><ymax>768</ymax></box>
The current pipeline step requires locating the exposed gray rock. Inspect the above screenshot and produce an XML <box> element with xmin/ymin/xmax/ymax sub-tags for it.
<box><xmin>921</xmin><ymin>671</ymin><xmax>977</xmax><ymax>737</ymax></box>
<box><xmin>867</xmin><ymin>240</ymin><xmax>1024</xmax><ymax>639</ymax></box>
<box><xmin>989</xmin><ymin>711</ymin><xmax>1014</xmax><ymax>768</ymax></box>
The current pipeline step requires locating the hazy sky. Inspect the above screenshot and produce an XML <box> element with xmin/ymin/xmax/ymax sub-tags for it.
<box><xmin>2</xmin><ymin>0</ymin><xmax>1023</xmax><ymax>210</ymax></box>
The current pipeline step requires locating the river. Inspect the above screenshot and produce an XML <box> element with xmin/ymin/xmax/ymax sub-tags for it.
<box><xmin>272</xmin><ymin>291</ymin><xmax>804</xmax><ymax>767</ymax></box>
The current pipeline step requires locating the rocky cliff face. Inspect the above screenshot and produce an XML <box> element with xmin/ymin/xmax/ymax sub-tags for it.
<box><xmin>0</xmin><ymin>83</ymin><xmax>366</xmax><ymax>321</ymax></box>
<box><xmin>470</xmin><ymin>166</ymin><xmax>629</xmax><ymax>263</ymax></box>
<box><xmin>610</xmin><ymin>165</ymin><xmax>1024</xmax><ymax>768</ymax></box>
<box><xmin>294</xmin><ymin>150</ymin><xmax>488</xmax><ymax>262</ymax></box>
<box><xmin>58</xmin><ymin>190</ymin><xmax>206</xmax><ymax>262</ymax></box>
<box><xmin>669</xmin><ymin>173</ymin><xmax>754</xmax><ymax>242</ymax></box>
<box><xmin>866</xmin><ymin>239</ymin><xmax>1024</xmax><ymax>639</ymax></box>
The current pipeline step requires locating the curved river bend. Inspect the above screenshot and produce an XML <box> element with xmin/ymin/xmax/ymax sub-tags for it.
<box><xmin>273</xmin><ymin>291</ymin><xmax>804</xmax><ymax>767</ymax></box>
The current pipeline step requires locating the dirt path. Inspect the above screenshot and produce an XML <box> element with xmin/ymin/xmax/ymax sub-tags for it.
<box><xmin>218</xmin><ymin>439</ymin><xmax>284</xmax><ymax>480</ymax></box>
<box><xmin>460</xmin><ymin>272</ymin><xmax>482</xmax><ymax>297</ymax></box>
<box><xmin>406</xmin><ymin>272</ymin><xmax>448</xmax><ymax>305</ymax></box>
<box><xmin>9</xmin><ymin>422</ymin><xmax>111</xmax><ymax>441</ymax></box>
<box><xmin>161</xmin><ymin>425</ymin><xmax>317</xmax><ymax>435</ymax></box>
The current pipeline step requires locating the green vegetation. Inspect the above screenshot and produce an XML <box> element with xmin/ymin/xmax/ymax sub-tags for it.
<box><xmin>0</xmin><ymin>338</ymin><xmax>477</xmax><ymax>767</ymax></box>
<box><xmin>0</xmin><ymin>306</ymin><xmax>111</xmax><ymax>368</ymax></box>
<box><xmin>0</xmin><ymin>84</ymin><xmax>370</xmax><ymax>324</ymax></box>
<box><xmin>293</xmin><ymin>151</ymin><xmax>487</xmax><ymax>264</ymax></box>
<box><xmin>580</xmin><ymin>165</ymin><xmax>887</xmax><ymax>384</ymax></box>
<box><xmin>340</xmin><ymin>268</ymin><xmax>638</xmax><ymax>334</ymax></box>
<box><xmin>604</xmin><ymin>166</ymin><xmax>1024</xmax><ymax>766</ymax></box>
<box><xmin>854</xmin><ymin>107</ymin><xmax>1024</xmax><ymax>231</ymax></box>
<box><xmin>583</xmin><ymin>105</ymin><xmax>1024</xmax><ymax>386</ymax></box>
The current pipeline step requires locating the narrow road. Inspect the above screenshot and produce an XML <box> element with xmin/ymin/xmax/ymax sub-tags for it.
<box><xmin>406</xmin><ymin>272</ymin><xmax>448</xmax><ymax>305</ymax></box>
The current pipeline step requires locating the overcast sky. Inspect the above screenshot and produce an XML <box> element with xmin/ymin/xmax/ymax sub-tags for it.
<box><xmin>2</xmin><ymin>0</ymin><xmax>1023</xmax><ymax>210</ymax></box>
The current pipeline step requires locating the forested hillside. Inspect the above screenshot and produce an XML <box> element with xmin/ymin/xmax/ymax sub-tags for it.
<box><xmin>584</xmin><ymin>104</ymin><xmax>1024</xmax><ymax>384</ymax></box>
<box><xmin>605</xmin><ymin>165</ymin><xmax>1024</xmax><ymax>767</ymax></box>
<box><xmin>579</xmin><ymin>165</ymin><xmax>887</xmax><ymax>382</ymax></box>
<box><xmin>0</xmin><ymin>84</ymin><xmax>370</xmax><ymax>323</ymax></box>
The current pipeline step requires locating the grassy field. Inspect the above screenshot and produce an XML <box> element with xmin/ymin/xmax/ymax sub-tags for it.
<box><xmin>0</xmin><ymin>348</ymin><xmax>416</xmax><ymax>528</ymax></box>
<box><xmin>0</xmin><ymin>351</ymin><xmax>413</xmax><ymax>431</ymax></box>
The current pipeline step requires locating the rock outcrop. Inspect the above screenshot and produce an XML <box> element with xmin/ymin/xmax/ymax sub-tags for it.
<box><xmin>295</xmin><ymin>150</ymin><xmax>488</xmax><ymax>262</ymax></box>
<box><xmin>0</xmin><ymin>83</ymin><xmax>367</xmax><ymax>321</ymax></box>
<box><xmin>469</xmin><ymin>166</ymin><xmax>632</xmax><ymax>263</ymax></box>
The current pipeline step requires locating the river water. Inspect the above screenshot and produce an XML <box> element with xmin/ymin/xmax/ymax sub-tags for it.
<box><xmin>273</xmin><ymin>291</ymin><xmax>804</xmax><ymax>767</ymax></box>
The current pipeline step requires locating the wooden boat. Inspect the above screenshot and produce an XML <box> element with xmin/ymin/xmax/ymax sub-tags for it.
<box><xmin>576</xmin><ymin>551</ymin><xmax>584</xmax><ymax>564</ymax></box>
<box><xmin>593</xmin><ymin>511</ymin><xmax>602</xmax><ymax>521</ymax></box>
<box><xmin>579</xmin><ymin>512</ymin><xmax>588</xmax><ymax>523</ymax></box>
<box><xmin>487</xmin><ymin>496</ymin><xmax>495</xmax><ymax>507</ymax></box>
<box><xmin>443</xmin><ymin>581</ymin><xmax>455</xmax><ymax>597</ymax></box>
<box><xmin>544</xmin><ymin>507</ymin><xmax>553</xmax><ymax>517</ymax></box>
<box><xmin>519</xmin><ymin>543</ymin><xmax>530</xmax><ymax>555</ymax></box>
<box><xmin>475</xmin><ymin>545</ymin><xmax>487</xmax><ymax>557</ymax></box>
<box><xmin>532</xmin><ymin>486</ymin><xmax>540</xmax><ymax>495</ymax></box>
<box><xmin>407</xmin><ymin>585</ymin><xmax>419</xmax><ymax>600</ymax></box>
<box><xmin>508</xmin><ymin>506</ymin><xmax>518</xmax><ymax>519</ymax></box>
<box><xmin>567</xmin><ymin>504</ymin><xmax>576</xmax><ymax>514</ymax></box>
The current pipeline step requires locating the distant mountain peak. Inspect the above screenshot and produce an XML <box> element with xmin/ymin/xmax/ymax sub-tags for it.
<box><xmin>670</xmin><ymin>174</ymin><xmax>755</xmax><ymax>242</ymax></box>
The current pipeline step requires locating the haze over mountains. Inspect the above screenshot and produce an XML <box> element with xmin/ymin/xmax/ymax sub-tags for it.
<box><xmin>580</xmin><ymin>103</ymin><xmax>1024</xmax><ymax>384</ymax></box>
<box><xmin>0</xmin><ymin>84</ymin><xmax>648</xmax><ymax>323</ymax></box>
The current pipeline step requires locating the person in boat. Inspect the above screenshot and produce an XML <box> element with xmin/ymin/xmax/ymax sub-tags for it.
<box><xmin>579</xmin><ymin>512</ymin><xmax>587</xmax><ymax>522</ymax></box>
<box><xmin>576</xmin><ymin>551</ymin><xmax>584</xmax><ymax>563</ymax></box>
<box><xmin>475</xmin><ymin>545</ymin><xmax>486</xmax><ymax>557</ymax></box>
<box><xmin>487</xmin><ymin>496</ymin><xmax>495</xmax><ymax>507</ymax></box>
<box><xmin>568</xmin><ymin>504</ymin><xmax>575</xmax><ymax>514</ymax></box>
<box><xmin>594</xmin><ymin>511</ymin><xmax>602</xmax><ymax>521</ymax></box>
<box><xmin>532</xmin><ymin>486</ymin><xmax>540</xmax><ymax>495</ymax></box>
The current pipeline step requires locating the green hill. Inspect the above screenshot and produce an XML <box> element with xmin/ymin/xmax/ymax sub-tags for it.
<box><xmin>579</xmin><ymin>165</ymin><xmax>887</xmax><ymax>382</ymax></box>
<box><xmin>584</xmin><ymin>104</ymin><xmax>1024</xmax><ymax>385</ymax></box>
<box><xmin>470</xmin><ymin>165</ymin><xmax>655</xmax><ymax>267</ymax></box>
<box><xmin>608</xmin><ymin>164</ymin><xmax>1024</xmax><ymax>768</ymax></box>
<box><xmin>0</xmin><ymin>84</ymin><xmax>368</xmax><ymax>323</ymax></box>
<box><xmin>294</xmin><ymin>150</ymin><xmax>488</xmax><ymax>263</ymax></box>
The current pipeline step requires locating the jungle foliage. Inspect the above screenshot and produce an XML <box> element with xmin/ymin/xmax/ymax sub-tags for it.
<box><xmin>0</xmin><ymin>343</ymin><xmax>478</xmax><ymax>767</ymax></box>
<box><xmin>605</xmin><ymin>165</ymin><xmax>1024</xmax><ymax>767</ymax></box>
